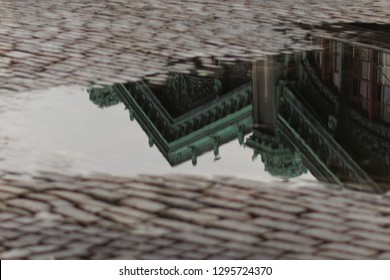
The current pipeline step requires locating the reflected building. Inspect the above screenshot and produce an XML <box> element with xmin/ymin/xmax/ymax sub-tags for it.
<box><xmin>89</xmin><ymin>26</ymin><xmax>390</xmax><ymax>192</ymax></box>
<box><xmin>305</xmin><ymin>29</ymin><xmax>390</xmax><ymax>191</ymax></box>
<box><xmin>90</xmin><ymin>63</ymin><xmax>253</xmax><ymax>166</ymax></box>
<box><xmin>271</xmin><ymin>25</ymin><xmax>390</xmax><ymax>192</ymax></box>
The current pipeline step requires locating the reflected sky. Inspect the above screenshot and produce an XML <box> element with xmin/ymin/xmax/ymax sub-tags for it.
<box><xmin>0</xmin><ymin>85</ymin><xmax>315</xmax><ymax>184</ymax></box>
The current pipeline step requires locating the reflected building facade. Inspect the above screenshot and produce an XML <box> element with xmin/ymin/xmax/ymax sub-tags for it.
<box><xmin>89</xmin><ymin>27</ymin><xmax>390</xmax><ymax>192</ymax></box>
<box><xmin>90</xmin><ymin>63</ymin><xmax>253</xmax><ymax>166</ymax></box>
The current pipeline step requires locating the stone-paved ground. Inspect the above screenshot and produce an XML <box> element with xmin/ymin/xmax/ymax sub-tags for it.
<box><xmin>1</xmin><ymin>170</ymin><xmax>390</xmax><ymax>260</ymax></box>
<box><xmin>1</xmin><ymin>0</ymin><xmax>390</xmax><ymax>93</ymax></box>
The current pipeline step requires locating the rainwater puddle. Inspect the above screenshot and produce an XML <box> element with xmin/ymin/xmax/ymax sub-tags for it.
<box><xmin>2</xmin><ymin>24</ymin><xmax>390</xmax><ymax>192</ymax></box>
<box><xmin>0</xmin><ymin>85</ymin><xmax>314</xmax><ymax>185</ymax></box>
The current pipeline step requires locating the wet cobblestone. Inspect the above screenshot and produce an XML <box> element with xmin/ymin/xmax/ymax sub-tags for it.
<box><xmin>1</xmin><ymin>1</ymin><xmax>390</xmax><ymax>93</ymax></box>
<box><xmin>1</xmin><ymin>171</ymin><xmax>390</xmax><ymax>259</ymax></box>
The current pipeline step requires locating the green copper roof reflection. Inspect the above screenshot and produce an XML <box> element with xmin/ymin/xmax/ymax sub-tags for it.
<box><xmin>112</xmin><ymin>74</ymin><xmax>253</xmax><ymax>166</ymax></box>
<box><xmin>246</xmin><ymin>130</ymin><xmax>307</xmax><ymax>180</ymax></box>
<box><xmin>88</xmin><ymin>86</ymin><xmax>121</xmax><ymax>108</ymax></box>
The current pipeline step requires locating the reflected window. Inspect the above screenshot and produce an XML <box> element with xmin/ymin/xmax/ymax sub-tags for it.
<box><xmin>314</xmin><ymin>37</ymin><xmax>322</xmax><ymax>68</ymax></box>
<box><xmin>379</xmin><ymin>52</ymin><xmax>390</xmax><ymax>123</ymax></box>
<box><xmin>332</xmin><ymin>42</ymin><xmax>342</xmax><ymax>90</ymax></box>
<box><xmin>352</xmin><ymin>47</ymin><xmax>372</xmax><ymax>114</ymax></box>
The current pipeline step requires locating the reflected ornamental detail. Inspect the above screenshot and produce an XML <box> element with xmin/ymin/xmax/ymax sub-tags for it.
<box><xmin>163</xmin><ymin>74</ymin><xmax>222</xmax><ymax>116</ymax></box>
<box><xmin>88</xmin><ymin>26</ymin><xmax>390</xmax><ymax>192</ymax></box>
<box><xmin>111</xmin><ymin>64</ymin><xmax>253</xmax><ymax>167</ymax></box>
<box><xmin>88</xmin><ymin>86</ymin><xmax>121</xmax><ymax>108</ymax></box>
<box><xmin>246</xmin><ymin>130</ymin><xmax>307</xmax><ymax>181</ymax></box>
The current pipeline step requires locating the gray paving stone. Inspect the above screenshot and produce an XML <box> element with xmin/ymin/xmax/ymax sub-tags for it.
<box><xmin>204</xmin><ymin>187</ymin><xmax>253</xmax><ymax>201</ymax></box>
<box><xmin>0</xmin><ymin>249</ymin><xmax>31</xmax><ymax>259</ymax></box>
<box><xmin>297</xmin><ymin>218</ymin><xmax>349</xmax><ymax>232</ymax></box>
<box><xmin>223</xmin><ymin>249</ymin><xmax>252</xmax><ymax>259</ymax></box>
<box><xmin>300</xmin><ymin>197</ymin><xmax>346</xmax><ymax>213</ymax></box>
<box><xmin>131</xmin><ymin>224</ymin><xmax>170</xmax><ymax>237</ymax></box>
<box><xmin>155</xmin><ymin>196</ymin><xmax>204</xmax><ymax>210</ymax></box>
<box><xmin>197</xmin><ymin>197</ymin><xmax>246</xmax><ymax>210</ymax></box>
<box><xmin>280</xmin><ymin>253</ymin><xmax>326</xmax><ymax>260</ymax></box>
<box><xmin>318</xmin><ymin>250</ymin><xmax>368</xmax><ymax>260</ymax></box>
<box><xmin>6</xmin><ymin>51</ymin><xmax>33</xmax><ymax>59</ymax></box>
<box><xmin>24</xmin><ymin>244</ymin><xmax>58</xmax><ymax>254</ymax></box>
<box><xmin>24</xmin><ymin>193</ymin><xmax>59</xmax><ymax>203</ymax></box>
<box><xmin>264</xmin><ymin>231</ymin><xmax>321</xmax><ymax>246</ymax></box>
<box><xmin>252</xmin><ymin>217</ymin><xmax>304</xmax><ymax>232</ymax></box>
<box><xmin>99</xmin><ymin>211</ymin><xmax>140</xmax><ymax>227</ymax></box>
<box><xmin>4</xmin><ymin>234</ymin><xmax>43</xmax><ymax>248</ymax></box>
<box><xmin>159</xmin><ymin>180</ymin><xmax>209</xmax><ymax>192</ymax></box>
<box><xmin>168</xmin><ymin>232</ymin><xmax>222</xmax><ymax>246</ymax></box>
<box><xmin>300</xmin><ymin>228</ymin><xmax>352</xmax><ymax>242</ymax></box>
<box><xmin>0</xmin><ymin>212</ymin><xmax>18</xmax><ymax>221</ymax></box>
<box><xmin>80</xmin><ymin>188</ymin><xmax>124</xmax><ymax>202</ymax></box>
<box><xmin>54</xmin><ymin>206</ymin><xmax>99</xmax><ymax>223</ymax></box>
<box><xmin>89</xmin><ymin>252</ymin><xmax>113</xmax><ymax>260</ymax></box>
<box><xmin>6</xmin><ymin>199</ymin><xmax>50</xmax><ymax>213</ymax></box>
<box><xmin>1</xmin><ymin>221</ymin><xmax>24</xmax><ymax>230</ymax></box>
<box><xmin>344</xmin><ymin>212</ymin><xmax>390</xmax><ymax>226</ymax></box>
<box><xmin>48</xmin><ymin>190</ymin><xmax>93</xmax><ymax>204</ymax></box>
<box><xmin>247</xmin><ymin>207</ymin><xmax>297</xmax><ymax>221</ymax></box>
<box><xmin>160</xmin><ymin>175</ymin><xmax>211</xmax><ymax>189</ymax></box>
<box><xmin>105</xmin><ymin>205</ymin><xmax>155</xmax><ymax>220</ymax></box>
<box><xmin>318</xmin><ymin>243</ymin><xmax>377</xmax><ymax>257</ymax></box>
<box><xmin>301</xmin><ymin>212</ymin><xmax>345</xmax><ymax>224</ymax></box>
<box><xmin>149</xmin><ymin>238</ymin><xmax>176</xmax><ymax>247</ymax></box>
<box><xmin>378</xmin><ymin>252</ymin><xmax>390</xmax><ymax>260</ymax></box>
<box><xmin>49</xmin><ymin>199</ymin><xmax>74</xmax><ymax>208</ymax></box>
<box><xmin>208</xmin><ymin>219</ymin><xmax>269</xmax><ymax>235</ymax></box>
<box><xmin>348</xmin><ymin>230</ymin><xmax>390</xmax><ymax>244</ymax></box>
<box><xmin>0</xmin><ymin>184</ymin><xmax>28</xmax><ymax>194</ymax></box>
<box><xmin>117</xmin><ymin>188</ymin><xmax>158</xmax><ymax>200</ymax></box>
<box><xmin>350</xmin><ymin>238</ymin><xmax>390</xmax><ymax>251</ymax></box>
<box><xmin>155</xmin><ymin>247</ymin><xmax>186</xmax><ymax>256</ymax></box>
<box><xmin>0</xmin><ymin>191</ymin><xmax>16</xmax><ymax>200</ymax></box>
<box><xmin>200</xmin><ymin>208</ymin><xmax>251</xmax><ymax>221</ymax></box>
<box><xmin>48</xmin><ymin>247</ymin><xmax>90</xmax><ymax>259</ymax></box>
<box><xmin>199</xmin><ymin>228</ymin><xmax>260</xmax><ymax>244</ymax></box>
<box><xmin>163</xmin><ymin>208</ymin><xmax>218</xmax><ymax>225</ymax></box>
<box><xmin>261</xmin><ymin>240</ymin><xmax>316</xmax><ymax>254</ymax></box>
<box><xmin>150</xmin><ymin>218</ymin><xmax>203</xmax><ymax>232</ymax></box>
<box><xmin>194</xmin><ymin>245</ymin><xmax>225</xmax><ymax>255</ymax></box>
<box><xmin>79</xmin><ymin>204</ymin><xmax>105</xmax><ymax>214</ymax></box>
<box><xmin>246</xmin><ymin>253</ymin><xmax>278</xmax><ymax>260</ymax></box>
<box><xmin>139</xmin><ymin>253</ymin><xmax>177</xmax><ymax>260</ymax></box>
<box><xmin>179</xmin><ymin>251</ymin><xmax>209</xmax><ymax>259</ymax></box>
<box><xmin>121</xmin><ymin>198</ymin><xmax>167</xmax><ymax>213</ymax></box>
<box><xmin>223</xmin><ymin>242</ymin><xmax>283</xmax><ymax>257</ymax></box>
<box><xmin>248</xmin><ymin>199</ymin><xmax>306</xmax><ymax>214</ymax></box>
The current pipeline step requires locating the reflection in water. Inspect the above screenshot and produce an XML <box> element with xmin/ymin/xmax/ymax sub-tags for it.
<box><xmin>89</xmin><ymin>28</ymin><xmax>390</xmax><ymax>193</ymax></box>
<box><xmin>90</xmin><ymin>63</ymin><xmax>253</xmax><ymax>167</ymax></box>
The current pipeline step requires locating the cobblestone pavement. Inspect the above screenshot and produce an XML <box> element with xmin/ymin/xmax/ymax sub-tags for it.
<box><xmin>1</xmin><ymin>1</ymin><xmax>390</xmax><ymax>93</ymax></box>
<box><xmin>1</xmin><ymin>170</ymin><xmax>390</xmax><ymax>259</ymax></box>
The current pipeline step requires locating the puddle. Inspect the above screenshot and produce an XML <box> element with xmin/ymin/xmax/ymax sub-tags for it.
<box><xmin>2</xmin><ymin>25</ymin><xmax>390</xmax><ymax>192</ymax></box>
<box><xmin>0</xmin><ymin>85</ymin><xmax>314</xmax><ymax>184</ymax></box>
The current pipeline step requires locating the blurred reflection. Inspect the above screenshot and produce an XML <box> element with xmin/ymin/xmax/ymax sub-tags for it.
<box><xmin>90</xmin><ymin>62</ymin><xmax>253</xmax><ymax>166</ymax></box>
<box><xmin>89</xmin><ymin>27</ymin><xmax>390</xmax><ymax>192</ymax></box>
